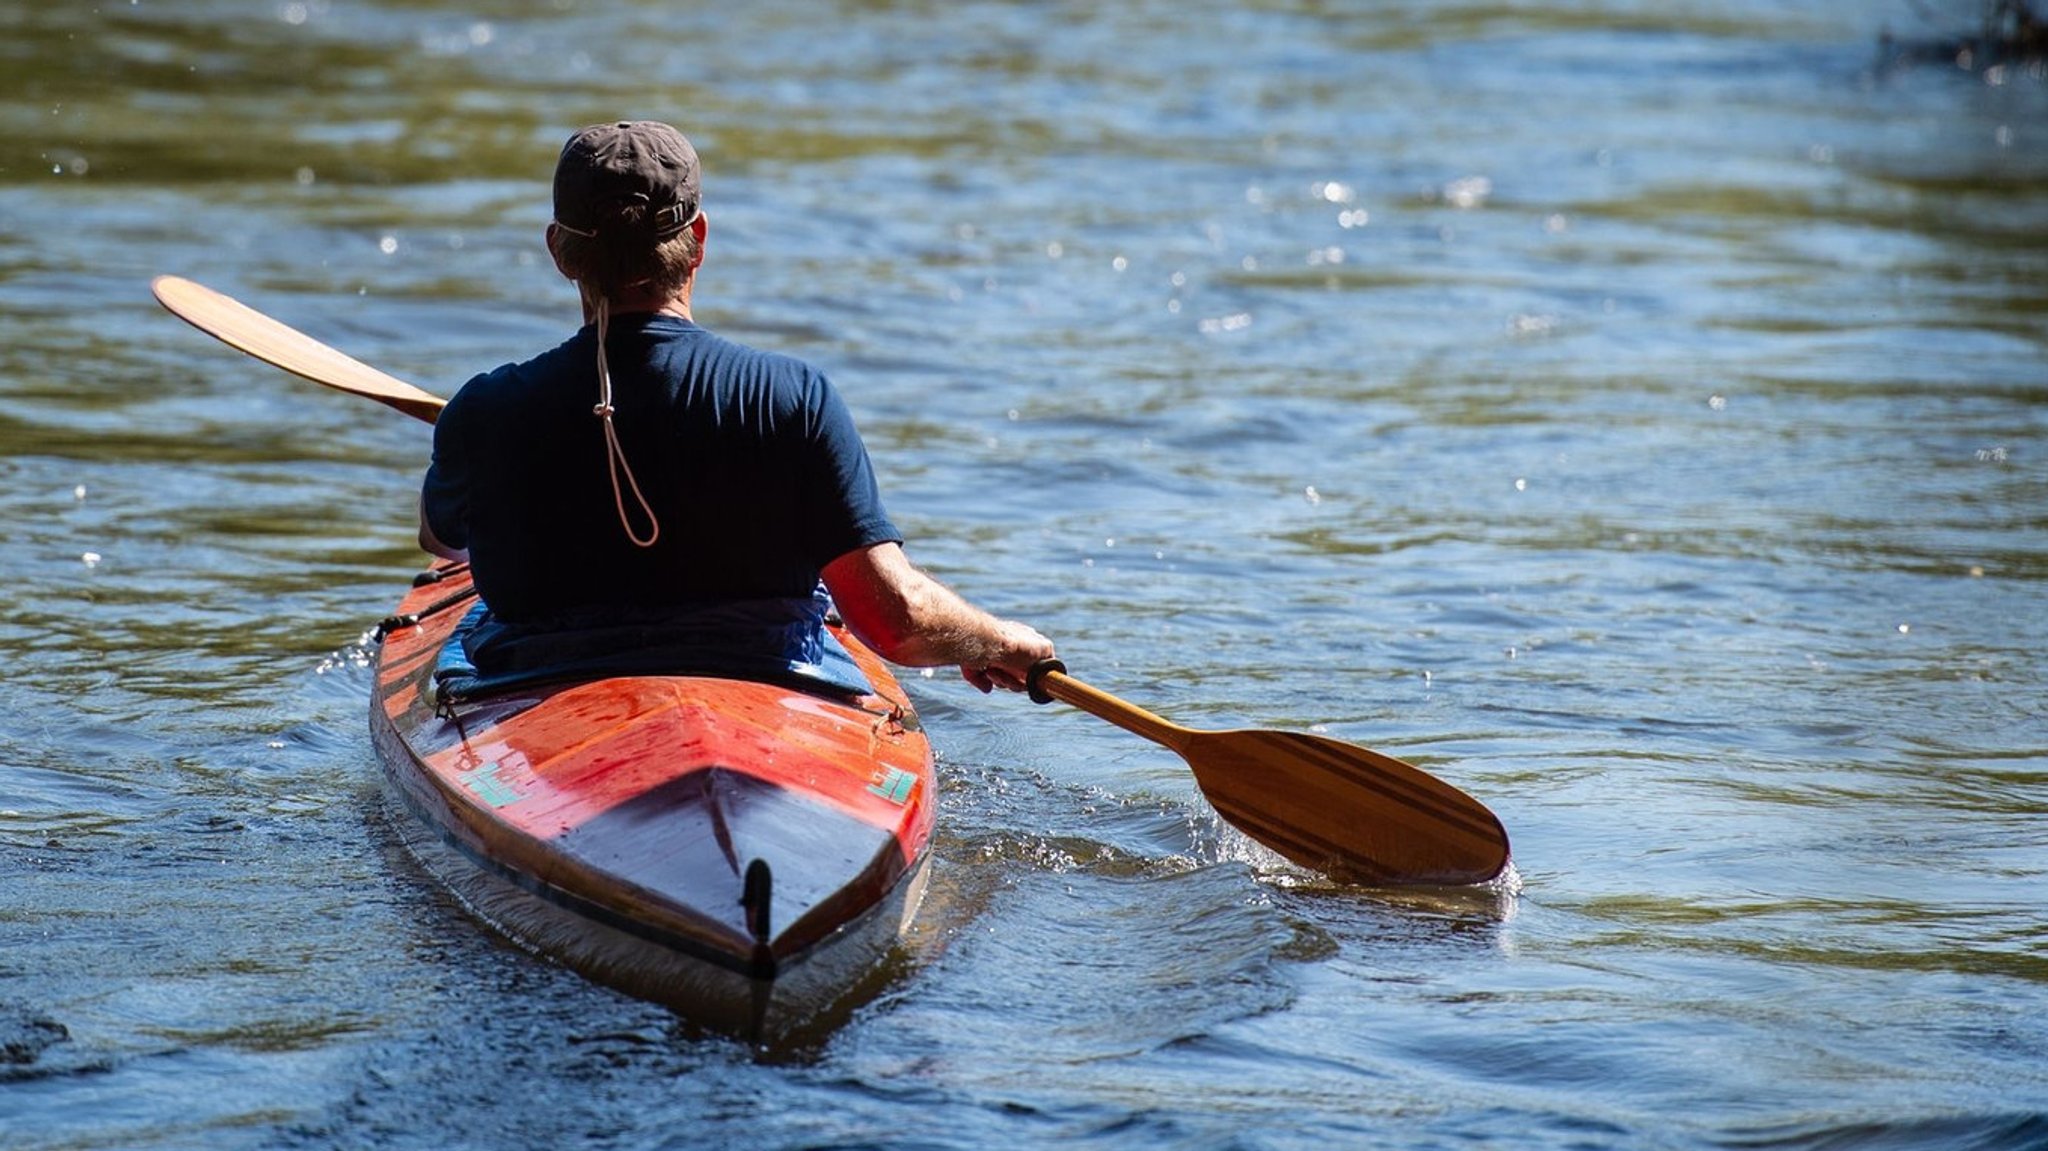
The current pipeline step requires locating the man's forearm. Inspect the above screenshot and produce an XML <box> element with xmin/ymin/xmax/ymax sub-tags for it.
<box><xmin>822</xmin><ymin>542</ymin><xmax>1052</xmax><ymax>689</ymax></box>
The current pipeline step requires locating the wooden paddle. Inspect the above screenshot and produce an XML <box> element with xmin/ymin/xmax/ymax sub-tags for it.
<box><xmin>151</xmin><ymin>275</ymin><xmax>1512</xmax><ymax>886</ymax></box>
<box><xmin>150</xmin><ymin>275</ymin><xmax>447</xmax><ymax>424</ymax></box>
<box><xmin>1028</xmin><ymin>660</ymin><xmax>1508</xmax><ymax>885</ymax></box>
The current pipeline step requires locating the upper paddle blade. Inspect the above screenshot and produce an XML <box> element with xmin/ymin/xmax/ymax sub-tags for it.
<box><xmin>1181</xmin><ymin>727</ymin><xmax>1509</xmax><ymax>886</ymax></box>
<box><xmin>150</xmin><ymin>275</ymin><xmax>446</xmax><ymax>424</ymax></box>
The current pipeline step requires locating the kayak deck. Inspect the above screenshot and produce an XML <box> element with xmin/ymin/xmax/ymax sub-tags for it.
<box><xmin>369</xmin><ymin>565</ymin><xmax>936</xmax><ymax>1039</ymax></box>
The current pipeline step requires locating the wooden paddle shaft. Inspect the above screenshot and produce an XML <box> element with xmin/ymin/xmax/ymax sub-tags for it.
<box><xmin>1027</xmin><ymin>660</ymin><xmax>1193</xmax><ymax>753</ymax></box>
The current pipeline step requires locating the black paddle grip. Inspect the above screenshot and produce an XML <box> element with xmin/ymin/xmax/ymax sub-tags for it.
<box><xmin>1026</xmin><ymin>658</ymin><xmax>1067</xmax><ymax>705</ymax></box>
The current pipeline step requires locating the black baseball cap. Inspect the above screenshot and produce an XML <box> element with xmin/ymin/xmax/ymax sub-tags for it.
<box><xmin>552</xmin><ymin>121</ymin><xmax>701</xmax><ymax>241</ymax></box>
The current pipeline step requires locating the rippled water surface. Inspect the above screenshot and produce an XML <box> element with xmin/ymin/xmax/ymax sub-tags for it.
<box><xmin>4</xmin><ymin>2</ymin><xmax>2046</xmax><ymax>1148</ymax></box>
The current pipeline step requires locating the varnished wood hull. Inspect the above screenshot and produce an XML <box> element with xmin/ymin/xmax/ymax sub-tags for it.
<box><xmin>369</xmin><ymin>566</ymin><xmax>936</xmax><ymax>1040</ymax></box>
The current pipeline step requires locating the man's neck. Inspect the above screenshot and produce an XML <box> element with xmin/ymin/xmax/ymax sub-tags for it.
<box><xmin>581</xmin><ymin>282</ymin><xmax>693</xmax><ymax>324</ymax></box>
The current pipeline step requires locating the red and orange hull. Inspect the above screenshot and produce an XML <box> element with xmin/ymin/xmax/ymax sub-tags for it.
<box><xmin>368</xmin><ymin>566</ymin><xmax>936</xmax><ymax>1039</ymax></box>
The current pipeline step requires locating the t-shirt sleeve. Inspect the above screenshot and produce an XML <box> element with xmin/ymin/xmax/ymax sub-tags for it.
<box><xmin>805</xmin><ymin>375</ymin><xmax>902</xmax><ymax>563</ymax></box>
<box><xmin>419</xmin><ymin>383</ymin><xmax>476</xmax><ymax>551</ymax></box>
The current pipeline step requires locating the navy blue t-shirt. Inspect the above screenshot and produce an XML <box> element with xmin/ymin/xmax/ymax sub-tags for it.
<box><xmin>421</xmin><ymin>314</ymin><xmax>901</xmax><ymax>627</ymax></box>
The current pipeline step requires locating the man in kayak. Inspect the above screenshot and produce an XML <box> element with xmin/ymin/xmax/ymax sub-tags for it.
<box><xmin>417</xmin><ymin>120</ymin><xmax>1052</xmax><ymax>694</ymax></box>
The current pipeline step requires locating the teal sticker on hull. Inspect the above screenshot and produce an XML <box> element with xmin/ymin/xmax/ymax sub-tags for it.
<box><xmin>866</xmin><ymin>766</ymin><xmax>917</xmax><ymax>805</ymax></box>
<box><xmin>459</xmin><ymin>761</ymin><xmax>523</xmax><ymax>809</ymax></box>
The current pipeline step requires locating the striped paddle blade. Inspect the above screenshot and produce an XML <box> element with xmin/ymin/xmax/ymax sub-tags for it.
<box><xmin>1028</xmin><ymin>663</ymin><xmax>1508</xmax><ymax>885</ymax></box>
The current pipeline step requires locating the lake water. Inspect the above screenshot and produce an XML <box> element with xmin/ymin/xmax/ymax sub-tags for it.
<box><xmin>3</xmin><ymin>2</ymin><xmax>2045</xmax><ymax>1148</ymax></box>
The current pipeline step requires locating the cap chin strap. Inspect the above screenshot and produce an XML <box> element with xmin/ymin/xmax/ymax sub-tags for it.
<box><xmin>591</xmin><ymin>294</ymin><xmax>661</xmax><ymax>548</ymax></box>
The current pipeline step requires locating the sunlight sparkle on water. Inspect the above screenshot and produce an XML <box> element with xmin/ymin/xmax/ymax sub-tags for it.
<box><xmin>315</xmin><ymin>635</ymin><xmax>377</xmax><ymax>675</ymax></box>
<box><xmin>1443</xmin><ymin>176</ymin><xmax>1493</xmax><ymax>208</ymax></box>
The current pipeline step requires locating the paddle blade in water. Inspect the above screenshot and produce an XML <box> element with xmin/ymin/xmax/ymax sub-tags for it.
<box><xmin>1180</xmin><ymin>727</ymin><xmax>1509</xmax><ymax>886</ymax></box>
<box><xmin>1026</xmin><ymin>662</ymin><xmax>1509</xmax><ymax>886</ymax></box>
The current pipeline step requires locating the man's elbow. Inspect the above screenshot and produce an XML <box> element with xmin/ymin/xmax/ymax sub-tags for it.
<box><xmin>418</xmin><ymin>522</ymin><xmax>467</xmax><ymax>562</ymax></box>
<box><xmin>823</xmin><ymin>546</ymin><xmax>932</xmax><ymax>664</ymax></box>
<box><xmin>415</xmin><ymin>492</ymin><xmax>468</xmax><ymax>561</ymax></box>
<box><xmin>832</xmin><ymin>594</ymin><xmax>925</xmax><ymax>665</ymax></box>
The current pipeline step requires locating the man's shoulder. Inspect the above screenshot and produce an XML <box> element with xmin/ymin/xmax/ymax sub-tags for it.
<box><xmin>680</xmin><ymin>322</ymin><xmax>822</xmax><ymax>380</ymax></box>
<box><xmin>446</xmin><ymin>333</ymin><xmax>588</xmax><ymax>409</ymax></box>
<box><xmin>671</xmin><ymin>324</ymin><xmax>845</xmax><ymax>414</ymax></box>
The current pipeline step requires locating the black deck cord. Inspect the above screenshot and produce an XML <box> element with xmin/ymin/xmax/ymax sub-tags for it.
<box><xmin>373</xmin><ymin>567</ymin><xmax>480</xmax><ymax>641</ymax></box>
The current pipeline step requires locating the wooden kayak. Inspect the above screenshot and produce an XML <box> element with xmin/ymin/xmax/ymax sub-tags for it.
<box><xmin>367</xmin><ymin>563</ymin><xmax>936</xmax><ymax>1040</ymax></box>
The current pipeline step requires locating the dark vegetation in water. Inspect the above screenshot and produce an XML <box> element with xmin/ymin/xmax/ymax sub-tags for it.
<box><xmin>1880</xmin><ymin>0</ymin><xmax>2048</xmax><ymax>73</ymax></box>
<box><xmin>0</xmin><ymin>1000</ymin><xmax>69</xmax><ymax>1075</ymax></box>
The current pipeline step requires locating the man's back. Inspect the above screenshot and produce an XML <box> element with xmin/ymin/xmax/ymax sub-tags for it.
<box><xmin>422</xmin><ymin>314</ymin><xmax>899</xmax><ymax>626</ymax></box>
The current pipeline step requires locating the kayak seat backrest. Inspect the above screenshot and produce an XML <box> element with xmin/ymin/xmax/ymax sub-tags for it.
<box><xmin>428</xmin><ymin>603</ymin><xmax>877</xmax><ymax>706</ymax></box>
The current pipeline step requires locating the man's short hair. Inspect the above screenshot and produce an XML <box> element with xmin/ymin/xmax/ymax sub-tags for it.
<box><xmin>552</xmin><ymin>226</ymin><xmax>700</xmax><ymax>300</ymax></box>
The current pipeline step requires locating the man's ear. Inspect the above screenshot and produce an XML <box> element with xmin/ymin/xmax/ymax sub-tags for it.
<box><xmin>690</xmin><ymin>212</ymin><xmax>709</xmax><ymax>271</ymax></box>
<box><xmin>545</xmin><ymin>223</ymin><xmax>574</xmax><ymax>278</ymax></box>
